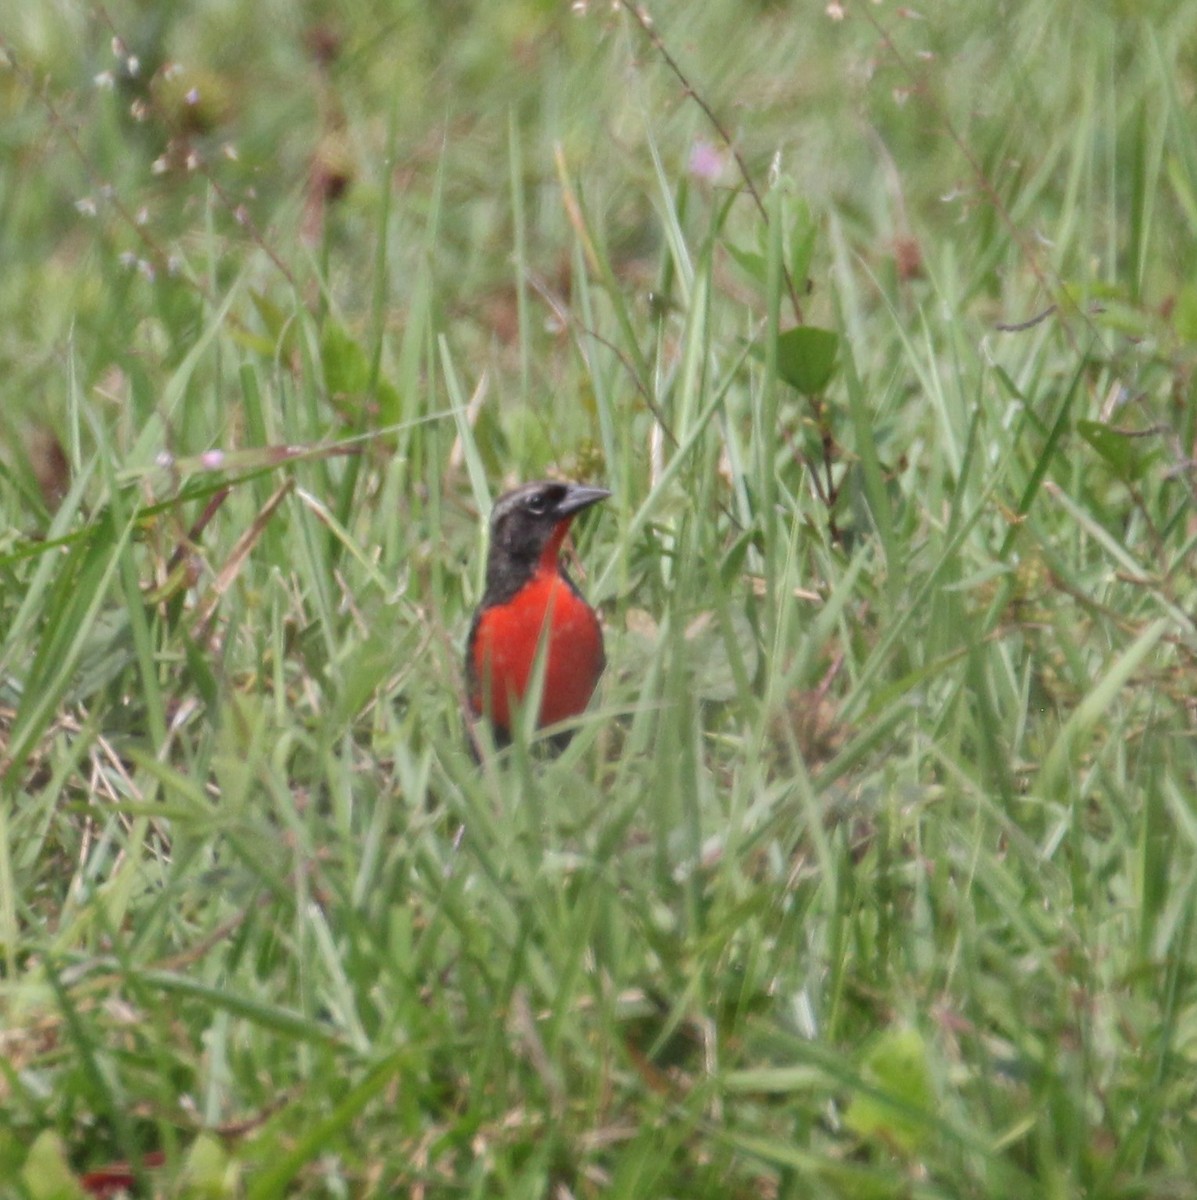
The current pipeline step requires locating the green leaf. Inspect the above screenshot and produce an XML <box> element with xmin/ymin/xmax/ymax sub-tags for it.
<box><xmin>844</xmin><ymin>1027</ymin><xmax>935</xmax><ymax>1155</ymax></box>
<box><xmin>181</xmin><ymin>1133</ymin><xmax>240</xmax><ymax>1199</ymax></box>
<box><xmin>321</xmin><ymin>322</ymin><xmax>402</xmax><ymax>421</ymax></box>
<box><xmin>322</xmin><ymin>322</ymin><xmax>372</xmax><ymax>398</ymax></box>
<box><xmin>1076</xmin><ymin>419</ymin><xmax>1156</xmax><ymax>482</ymax></box>
<box><xmin>240</xmin><ymin>290</ymin><xmax>294</xmax><ymax>357</ymax></box>
<box><xmin>776</xmin><ymin>326</ymin><xmax>839</xmax><ymax>394</ymax></box>
<box><xmin>725</xmin><ymin>243</ymin><xmax>767</xmax><ymax>290</ymax></box>
<box><xmin>21</xmin><ymin>1131</ymin><xmax>85</xmax><ymax>1200</ymax></box>
<box><xmin>787</xmin><ymin>197</ymin><xmax>817</xmax><ymax>285</ymax></box>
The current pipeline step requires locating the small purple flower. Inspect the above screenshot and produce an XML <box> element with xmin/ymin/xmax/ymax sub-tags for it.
<box><xmin>688</xmin><ymin>140</ymin><xmax>725</xmax><ymax>184</ymax></box>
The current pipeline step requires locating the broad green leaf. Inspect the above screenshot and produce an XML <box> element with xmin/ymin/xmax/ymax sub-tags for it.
<box><xmin>322</xmin><ymin>323</ymin><xmax>402</xmax><ymax>418</ymax></box>
<box><xmin>21</xmin><ymin>1132</ymin><xmax>85</xmax><ymax>1200</ymax></box>
<box><xmin>182</xmin><ymin>1134</ymin><xmax>240</xmax><ymax>1199</ymax></box>
<box><xmin>322</xmin><ymin>322</ymin><xmax>371</xmax><ymax>397</ymax></box>
<box><xmin>844</xmin><ymin>1027</ymin><xmax>935</xmax><ymax>1155</ymax></box>
<box><xmin>1076</xmin><ymin>418</ymin><xmax>1156</xmax><ymax>482</ymax></box>
<box><xmin>777</xmin><ymin>326</ymin><xmax>839</xmax><ymax>394</ymax></box>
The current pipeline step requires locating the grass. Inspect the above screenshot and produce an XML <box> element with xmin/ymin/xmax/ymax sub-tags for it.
<box><xmin>2</xmin><ymin>0</ymin><xmax>1197</xmax><ymax>1196</ymax></box>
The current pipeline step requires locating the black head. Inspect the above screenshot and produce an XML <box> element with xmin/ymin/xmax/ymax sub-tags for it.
<box><xmin>482</xmin><ymin>480</ymin><xmax>610</xmax><ymax>602</ymax></box>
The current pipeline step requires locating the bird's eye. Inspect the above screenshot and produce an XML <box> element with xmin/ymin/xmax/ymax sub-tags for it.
<box><xmin>526</xmin><ymin>492</ymin><xmax>549</xmax><ymax>515</ymax></box>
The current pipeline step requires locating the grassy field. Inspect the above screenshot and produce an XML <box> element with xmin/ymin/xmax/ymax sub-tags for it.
<box><xmin>2</xmin><ymin>1</ymin><xmax>1197</xmax><ymax>1196</ymax></box>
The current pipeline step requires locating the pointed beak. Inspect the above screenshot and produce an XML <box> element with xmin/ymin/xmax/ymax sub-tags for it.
<box><xmin>554</xmin><ymin>484</ymin><xmax>611</xmax><ymax>518</ymax></box>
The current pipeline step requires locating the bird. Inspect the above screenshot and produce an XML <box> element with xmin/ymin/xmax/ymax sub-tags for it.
<box><xmin>465</xmin><ymin>480</ymin><xmax>610</xmax><ymax>749</ymax></box>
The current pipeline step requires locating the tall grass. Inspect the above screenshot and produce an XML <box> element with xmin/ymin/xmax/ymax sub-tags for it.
<box><xmin>1</xmin><ymin>1</ymin><xmax>1196</xmax><ymax>1196</ymax></box>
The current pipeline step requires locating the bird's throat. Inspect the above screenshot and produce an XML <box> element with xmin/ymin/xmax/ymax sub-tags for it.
<box><xmin>537</xmin><ymin>516</ymin><xmax>574</xmax><ymax>573</ymax></box>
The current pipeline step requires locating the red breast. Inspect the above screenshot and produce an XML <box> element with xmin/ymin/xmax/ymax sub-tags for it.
<box><xmin>469</xmin><ymin>568</ymin><xmax>605</xmax><ymax>733</ymax></box>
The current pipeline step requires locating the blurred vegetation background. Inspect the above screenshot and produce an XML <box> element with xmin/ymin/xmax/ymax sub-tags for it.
<box><xmin>2</xmin><ymin>1</ymin><xmax>1197</xmax><ymax>1197</ymax></box>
